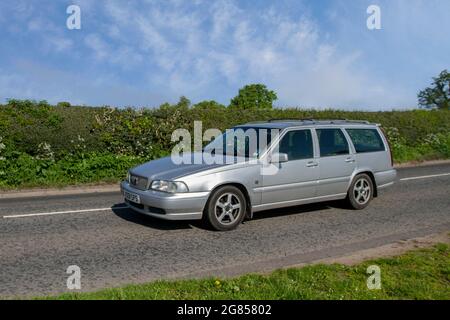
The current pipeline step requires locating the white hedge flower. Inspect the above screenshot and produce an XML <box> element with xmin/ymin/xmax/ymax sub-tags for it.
<box><xmin>36</xmin><ymin>142</ymin><xmax>55</xmax><ymax>161</ymax></box>
<box><xmin>0</xmin><ymin>136</ymin><xmax>5</xmax><ymax>161</ymax></box>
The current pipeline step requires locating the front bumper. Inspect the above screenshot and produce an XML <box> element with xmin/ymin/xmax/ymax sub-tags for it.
<box><xmin>120</xmin><ymin>181</ymin><xmax>209</xmax><ymax>220</ymax></box>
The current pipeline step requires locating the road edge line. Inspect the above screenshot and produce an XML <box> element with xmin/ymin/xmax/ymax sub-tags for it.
<box><xmin>0</xmin><ymin>185</ymin><xmax>121</xmax><ymax>200</ymax></box>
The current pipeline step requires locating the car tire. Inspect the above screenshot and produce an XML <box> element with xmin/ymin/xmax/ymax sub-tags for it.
<box><xmin>347</xmin><ymin>173</ymin><xmax>374</xmax><ymax>210</ymax></box>
<box><xmin>204</xmin><ymin>186</ymin><xmax>247</xmax><ymax>231</ymax></box>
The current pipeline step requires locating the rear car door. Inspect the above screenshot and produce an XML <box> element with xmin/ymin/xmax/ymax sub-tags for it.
<box><xmin>315</xmin><ymin>128</ymin><xmax>356</xmax><ymax>197</ymax></box>
<box><xmin>262</xmin><ymin>129</ymin><xmax>319</xmax><ymax>205</ymax></box>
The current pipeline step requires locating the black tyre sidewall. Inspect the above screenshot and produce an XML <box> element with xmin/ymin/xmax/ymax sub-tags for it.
<box><xmin>205</xmin><ymin>186</ymin><xmax>247</xmax><ymax>231</ymax></box>
<box><xmin>348</xmin><ymin>174</ymin><xmax>374</xmax><ymax>210</ymax></box>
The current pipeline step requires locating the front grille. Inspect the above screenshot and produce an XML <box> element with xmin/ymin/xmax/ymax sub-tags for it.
<box><xmin>129</xmin><ymin>174</ymin><xmax>148</xmax><ymax>190</ymax></box>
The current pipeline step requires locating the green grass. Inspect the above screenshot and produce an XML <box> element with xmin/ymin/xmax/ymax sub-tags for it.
<box><xmin>44</xmin><ymin>244</ymin><xmax>450</xmax><ymax>300</ymax></box>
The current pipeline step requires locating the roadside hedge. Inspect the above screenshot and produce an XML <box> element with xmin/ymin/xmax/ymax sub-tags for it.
<box><xmin>0</xmin><ymin>99</ymin><xmax>449</xmax><ymax>188</ymax></box>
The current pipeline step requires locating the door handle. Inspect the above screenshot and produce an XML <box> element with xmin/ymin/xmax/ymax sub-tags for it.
<box><xmin>345</xmin><ymin>157</ymin><xmax>355</xmax><ymax>163</ymax></box>
<box><xmin>306</xmin><ymin>161</ymin><xmax>318</xmax><ymax>167</ymax></box>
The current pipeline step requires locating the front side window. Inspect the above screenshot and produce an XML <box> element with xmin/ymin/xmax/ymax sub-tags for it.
<box><xmin>204</xmin><ymin>127</ymin><xmax>278</xmax><ymax>158</ymax></box>
<box><xmin>316</xmin><ymin>128</ymin><xmax>349</xmax><ymax>157</ymax></box>
<box><xmin>278</xmin><ymin>129</ymin><xmax>314</xmax><ymax>161</ymax></box>
<box><xmin>346</xmin><ymin>128</ymin><xmax>385</xmax><ymax>153</ymax></box>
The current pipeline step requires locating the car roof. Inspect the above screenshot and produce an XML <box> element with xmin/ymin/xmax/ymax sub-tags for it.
<box><xmin>235</xmin><ymin>119</ymin><xmax>379</xmax><ymax>130</ymax></box>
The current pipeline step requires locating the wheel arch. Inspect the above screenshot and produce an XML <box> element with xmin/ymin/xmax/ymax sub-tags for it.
<box><xmin>350</xmin><ymin>170</ymin><xmax>378</xmax><ymax>197</ymax></box>
<box><xmin>205</xmin><ymin>182</ymin><xmax>253</xmax><ymax>219</ymax></box>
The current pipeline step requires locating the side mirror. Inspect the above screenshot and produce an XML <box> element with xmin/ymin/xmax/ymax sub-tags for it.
<box><xmin>270</xmin><ymin>152</ymin><xmax>288</xmax><ymax>163</ymax></box>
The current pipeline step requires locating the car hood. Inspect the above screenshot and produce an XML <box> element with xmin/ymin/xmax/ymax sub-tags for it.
<box><xmin>129</xmin><ymin>152</ymin><xmax>242</xmax><ymax>181</ymax></box>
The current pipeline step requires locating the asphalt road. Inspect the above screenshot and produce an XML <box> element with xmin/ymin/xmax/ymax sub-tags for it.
<box><xmin>1</xmin><ymin>164</ymin><xmax>449</xmax><ymax>297</ymax></box>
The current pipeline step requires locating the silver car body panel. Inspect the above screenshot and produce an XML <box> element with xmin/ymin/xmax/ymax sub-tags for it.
<box><xmin>121</xmin><ymin>181</ymin><xmax>208</xmax><ymax>220</ymax></box>
<box><xmin>122</xmin><ymin>121</ymin><xmax>397</xmax><ymax>220</ymax></box>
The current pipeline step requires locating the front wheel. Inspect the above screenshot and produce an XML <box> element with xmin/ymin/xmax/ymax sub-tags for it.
<box><xmin>204</xmin><ymin>186</ymin><xmax>247</xmax><ymax>231</ymax></box>
<box><xmin>347</xmin><ymin>174</ymin><xmax>374</xmax><ymax>210</ymax></box>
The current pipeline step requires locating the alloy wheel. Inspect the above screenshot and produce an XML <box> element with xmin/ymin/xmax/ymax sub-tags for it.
<box><xmin>353</xmin><ymin>177</ymin><xmax>371</xmax><ymax>205</ymax></box>
<box><xmin>214</xmin><ymin>193</ymin><xmax>242</xmax><ymax>225</ymax></box>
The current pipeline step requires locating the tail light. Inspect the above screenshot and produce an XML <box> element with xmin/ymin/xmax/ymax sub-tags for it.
<box><xmin>379</xmin><ymin>126</ymin><xmax>393</xmax><ymax>167</ymax></box>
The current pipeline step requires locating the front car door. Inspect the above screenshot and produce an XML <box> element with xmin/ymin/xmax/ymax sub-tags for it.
<box><xmin>315</xmin><ymin>127</ymin><xmax>356</xmax><ymax>197</ymax></box>
<box><xmin>261</xmin><ymin>128</ymin><xmax>319</xmax><ymax>207</ymax></box>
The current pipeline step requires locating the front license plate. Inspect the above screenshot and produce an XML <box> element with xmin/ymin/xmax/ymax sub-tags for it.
<box><xmin>124</xmin><ymin>191</ymin><xmax>141</xmax><ymax>204</ymax></box>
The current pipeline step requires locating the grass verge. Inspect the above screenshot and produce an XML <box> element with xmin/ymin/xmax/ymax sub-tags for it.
<box><xmin>44</xmin><ymin>243</ymin><xmax>450</xmax><ymax>300</ymax></box>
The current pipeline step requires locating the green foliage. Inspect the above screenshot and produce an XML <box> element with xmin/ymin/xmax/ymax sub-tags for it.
<box><xmin>0</xmin><ymin>99</ymin><xmax>449</xmax><ymax>189</ymax></box>
<box><xmin>44</xmin><ymin>244</ymin><xmax>450</xmax><ymax>300</ymax></box>
<box><xmin>0</xmin><ymin>151</ymin><xmax>144</xmax><ymax>189</ymax></box>
<box><xmin>56</xmin><ymin>101</ymin><xmax>72</xmax><ymax>108</ymax></box>
<box><xmin>229</xmin><ymin>84</ymin><xmax>277</xmax><ymax>109</ymax></box>
<box><xmin>418</xmin><ymin>70</ymin><xmax>450</xmax><ymax>109</ymax></box>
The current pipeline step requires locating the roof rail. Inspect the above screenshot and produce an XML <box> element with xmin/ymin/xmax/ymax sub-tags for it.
<box><xmin>337</xmin><ymin>119</ymin><xmax>371</xmax><ymax>124</ymax></box>
<box><xmin>267</xmin><ymin>118</ymin><xmax>314</xmax><ymax>122</ymax></box>
<box><xmin>244</xmin><ymin>120</ymin><xmax>268</xmax><ymax>124</ymax></box>
<box><xmin>245</xmin><ymin>119</ymin><xmax>372</xmax><ymax>125</ymax></box>
<box><xmin>268</xmin><ymin>118</ymin><xmax>371</xmax><ymax>124</ymax></box>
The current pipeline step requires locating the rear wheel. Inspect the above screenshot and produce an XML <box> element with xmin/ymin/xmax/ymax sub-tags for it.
<box><xmin>204</xmin><ymin>186</ymin><xmax>247</xmax><ymax>231</ymax></box>
<box><xmin>347</xmin><ymin>174</ymin><xmax>374</xmax><ymax>209</ymax></box>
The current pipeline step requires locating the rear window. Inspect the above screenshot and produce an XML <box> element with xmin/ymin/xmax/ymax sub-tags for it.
<box><xmin>346</xmin><ymin>129</ymin><xmax>385</xmax><ymax>153</ymax></box>
<box><xmin>316</xmin><ymin>129</ymin><xmax>349</xmax><ymax>157</ymax></box>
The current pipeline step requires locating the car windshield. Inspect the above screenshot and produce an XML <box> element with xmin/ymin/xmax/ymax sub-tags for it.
<box><xmin>203</xmin><ymin>127</ymin><xmax>278</xmax><ymax>158</ymax></box>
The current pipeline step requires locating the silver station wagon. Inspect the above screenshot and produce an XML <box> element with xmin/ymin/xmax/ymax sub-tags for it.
<box><xmin>121</xmin><ymin>120</ymin><xmax>397</xmax><ymax>231</ymax></box>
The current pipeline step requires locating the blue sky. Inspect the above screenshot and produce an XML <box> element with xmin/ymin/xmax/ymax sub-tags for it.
<box><xmin>0</xmin><ymin>0</ymin><xmax>449</xmax><ymax>110</ymax></box>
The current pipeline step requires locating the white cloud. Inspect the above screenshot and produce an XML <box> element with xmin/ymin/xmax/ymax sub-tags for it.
<box><xmin>47</xmin><ymin>36</ymin><xmax>74</xmax><ymax>52</ymax></box>
<box><xmin>84</xmin><ymin>34</ymin><xmax>109</xmax><ymax>60</ymax></box>
<box><xmin>4</xmin><ymin>0</ymin><xmax>447</xmax><ymax>109</ymax></box>
<box><xmin>93</xmin><ymin>0</ymin><xmax>395</xmax><ymax>108</ymax></box>
<box><xmin>0</xmin><ymin>61</ymin><xmax>167</xmax><ymax>106</ymax></box>
<box><xmin>1</xmin><ymin>2</ymin><xmax>74</xmax><ymax>54</ymax></box>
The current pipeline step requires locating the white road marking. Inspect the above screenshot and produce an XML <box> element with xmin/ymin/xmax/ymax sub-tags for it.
<box><xmin>400</xmin><ymin>172</ymin><xmax>450</xmax><ymax>182</ymax></box>
<box><xmin>2</xmin><ymin>172</ymin><xmax>449</xmax><ymax>219</ymax></box>
<box><xmin>2</xmin><ymin>206</ymin><xmax>128</xmax><ymax>219</ymax></box>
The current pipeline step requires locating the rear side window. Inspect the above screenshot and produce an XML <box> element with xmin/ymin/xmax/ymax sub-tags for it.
<box><xmin>316</xmin><ymin>129</ymin><xmax>349</xmax><ymax>157</ymax></box>
<box><xmin>346</xmin><ymin>129</ymin><xmax>385</xmax><ymax>153</ymax></box>
<box><xmin>279</xmin><ymin>129</ymin><xmax>314</xmax><ymax>160</ymax></box>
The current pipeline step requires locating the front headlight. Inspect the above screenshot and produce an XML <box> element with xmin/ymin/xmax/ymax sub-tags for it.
<box><xmin>150</xmin><ymin>180</ymin><xmax>189</xmax><ymax>193</ymax></box>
